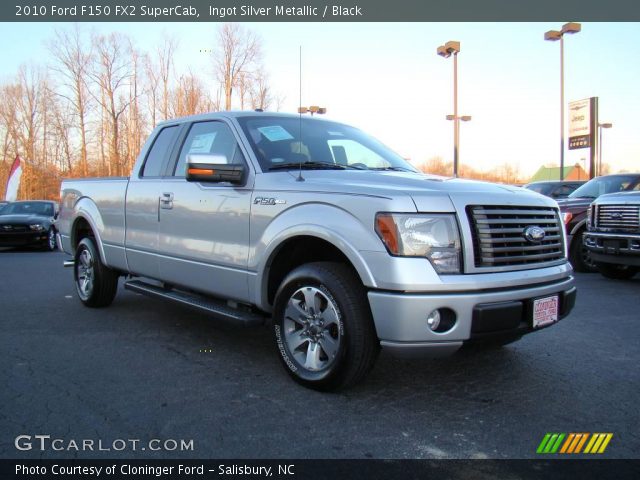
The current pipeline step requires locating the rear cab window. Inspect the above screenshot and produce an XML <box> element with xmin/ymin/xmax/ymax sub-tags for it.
<box><xmin>141</xmin><ymin>126</ymin><xmax>179</xmax><ymax>177</ymax></box>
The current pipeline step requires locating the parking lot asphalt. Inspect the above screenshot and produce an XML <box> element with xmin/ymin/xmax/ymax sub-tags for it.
<box><xmin>1</xmin><ymin>248</ymin><xmax>639</xmax><ymax>460</ymax></box>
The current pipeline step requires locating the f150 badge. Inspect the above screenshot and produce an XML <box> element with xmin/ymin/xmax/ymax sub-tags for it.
<box><xmin>253</xmin><ymin>197</ymin><xmax>286</xmax><ymax>205</ymax></box>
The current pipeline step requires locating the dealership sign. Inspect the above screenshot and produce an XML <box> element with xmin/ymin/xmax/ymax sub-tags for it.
<box><xmin>568</xmin><ymin>98</ymin><xmax>594</xmax><ymax>150</ymax></box>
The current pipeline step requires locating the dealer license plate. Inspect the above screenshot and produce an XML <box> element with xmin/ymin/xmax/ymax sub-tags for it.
<box><xmin>532</xmin><ymin>295</ymin><xmax>558</xmax><ymax>328</ymax></box>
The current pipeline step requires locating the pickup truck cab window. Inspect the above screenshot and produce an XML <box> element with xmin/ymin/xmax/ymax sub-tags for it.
<box><xmin>173</xmin><ymin>121</ymin><xmax>246</xmax><ymax>177</ymax></box>
<box><xmin>141</xmin><ymin>125</ymin><xmax>179</xmax><ymax>177</ymax></box>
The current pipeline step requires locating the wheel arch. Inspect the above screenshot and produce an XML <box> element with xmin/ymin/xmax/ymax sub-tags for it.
<box><xmin>70</xmin><ymin>210</ymin><xmax>108</xmax><ymax>265</ymax></box>
<box><xmin>256</xmin><ymin>232</ymin><xmax>377</xmax><ymax>312</ymax></box>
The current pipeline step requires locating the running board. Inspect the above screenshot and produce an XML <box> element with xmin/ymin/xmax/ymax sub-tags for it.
<box><xmin>124</xmin><ymin>280</ymin><xmax>266</xmax><ymax>327</ymax></box>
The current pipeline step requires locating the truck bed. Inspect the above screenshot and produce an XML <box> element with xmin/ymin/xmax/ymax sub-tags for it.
<box><xmin>57</xmin><ymin>177</ymin><xmax>130</xmax><ymax>271</ymax></box>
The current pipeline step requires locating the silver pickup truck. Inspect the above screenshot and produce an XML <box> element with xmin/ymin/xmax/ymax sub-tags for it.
<box><xmin>58</xmin><ymin>111</ymin><xmax>576</xmax><ymax>390</ymax></box>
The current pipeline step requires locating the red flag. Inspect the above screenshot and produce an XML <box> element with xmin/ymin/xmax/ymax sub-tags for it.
<box><xmin>4</xmin><ymin>155</ymin><xmax>22</xmax><ymax>202</ymax></box>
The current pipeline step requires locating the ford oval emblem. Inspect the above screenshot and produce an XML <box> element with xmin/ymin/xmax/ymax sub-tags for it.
<box><xmin>523</xmin><ymin>225</ymin><xmax>546</xmax><ymax>243</ymax></box>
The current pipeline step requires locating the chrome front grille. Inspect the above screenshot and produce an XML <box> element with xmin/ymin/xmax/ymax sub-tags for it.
<box><xmin>596</xmin><ymin>204</ymin><xmax>640</xmax><ymax>231</ymax></box>
<box><xmin>467</xmin><ymin>205</ymin><xmax>565</xmax><ymax>268</ymax></box>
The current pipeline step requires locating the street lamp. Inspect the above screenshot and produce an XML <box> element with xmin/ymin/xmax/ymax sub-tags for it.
<box><xmin>437</xmin><ymin>40</ymin><xmax>471</xmax><ymax>178</ymax></box>
<box><xmin>544</xmin><ymin>22</ymin><xmax>581</xmax><ymax>180</ymax></box>
<box><xmin>598</xmin><ymin>122</ymin><xmax>613</xmax><ymax>176</ymax></box>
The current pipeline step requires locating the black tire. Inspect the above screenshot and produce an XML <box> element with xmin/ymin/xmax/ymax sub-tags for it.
<box><xmin>74</xmin><ymin>237</ymin><xmax>119</xmax><ymax>308</ymax></box>
<box><xmin>44</xmin><ymin>227</ymin><xmax>57</xmax><ymax>251</ymax></box>
<box><xmin>597</xmin><ymin>263</ymin><xmax>638</xmax><ymax>280</ymax></box>
<box><xmin>569</xmin><ymin>229</ymin><xmax>597</xmax><ymax>273</ymax></box>
<box><xmin>272</xmin><ymin>262</ymin><xmax>379</xmax><ymax>391</ymax></box>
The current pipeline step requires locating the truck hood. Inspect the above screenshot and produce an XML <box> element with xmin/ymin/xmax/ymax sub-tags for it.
<box><xmin>258</xmin><ymin>170</ymin><xmax>554</xmax><ymax>210</ymax></box>
<box><xmin>595</xmin><ymin>191</ymin><xmax>640</xmax><ymax>204</ymax></box>
<box><xmin>556</xmin><ymin>197</ymin><xmax>594</xmax><ymax>211</ymax></box>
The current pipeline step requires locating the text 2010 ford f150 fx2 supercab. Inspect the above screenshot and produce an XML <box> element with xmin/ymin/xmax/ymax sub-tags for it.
<box><xmin>57</xmin><ymin>112</ymin><xmax>576</xmax><ymax>390</ymax></box>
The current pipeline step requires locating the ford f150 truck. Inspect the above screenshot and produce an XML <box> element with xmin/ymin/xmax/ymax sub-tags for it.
<box><xmin>584</xmin><ymin>191</ymin><xmax>640</xmax><ymax>280</ymax></box>
<box><xmin>57</xmin><ymin>111</ymin><xmax>576</xmax><ymax>390</ymax></box>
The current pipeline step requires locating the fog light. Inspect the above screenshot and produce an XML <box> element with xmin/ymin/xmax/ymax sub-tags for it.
<box><xmin>426</xmin><ymin>308</ymin><xmax>457</xmax><ymax>333</ymax></box>
<box><xmin>427</xmin><ymin>309</ymin><xmax>441</xmax><ymax>331</ymax></box>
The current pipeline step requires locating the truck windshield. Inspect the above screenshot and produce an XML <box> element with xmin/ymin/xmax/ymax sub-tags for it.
<box><xmin>569</xmin><ymin>175</ymin><xmax>640</xmax><ymax>199</ymax></box>
<box><xmin>236</xmin><ymin>115</ymin><xmax>417</xmax><ymax>173</ymax></box>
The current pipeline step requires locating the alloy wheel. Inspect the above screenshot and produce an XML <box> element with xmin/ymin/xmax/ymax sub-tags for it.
<box><xmin>76</xmin><ymin>249</ymin><xmax>94</xmax><ymax>299</ymax></box>
<box><xmin>283</xmin><ymin>286</ymin><xmax>342</xmax><ymax>372</ymax></box>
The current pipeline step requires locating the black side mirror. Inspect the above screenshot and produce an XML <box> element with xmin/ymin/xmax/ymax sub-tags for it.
<box><xmin>185</xmin><ymin>154</ymin><xmax>245</xmax><ymax>184</ymax></box>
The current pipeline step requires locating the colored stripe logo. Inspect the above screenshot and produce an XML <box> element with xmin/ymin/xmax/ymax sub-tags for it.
<box><xmin>537</xmin><ymin>433</ymin><xmax>613</xmax><ymax>454</ymax></box>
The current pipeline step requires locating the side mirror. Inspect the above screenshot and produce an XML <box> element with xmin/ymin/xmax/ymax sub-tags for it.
<box><xmin>185</xmin><ymin>154</ymin><xmax>245</xmax><ymax>184</ymax></box>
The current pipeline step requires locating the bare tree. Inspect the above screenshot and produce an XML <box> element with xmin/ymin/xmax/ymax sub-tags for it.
<box><xmin>214</xmin><ymin>24</ymin><xmax>261</xmax><ymax>110</ymax></box>
<box><xmin>144</xmin><ymin>36</ymin><xmax>177</xmax><ymax>126</ymax></box>
<box><xmin>49</xmin><ymin>25</ymin><xmax>92</xmax><ymax>176</ymax></box>
<box><xmin>0</xmin><ymin>24</ymin><xmax>283</xmax><ymax>197</ymax></box>
<box><xmin>90</xmin><ymin>33</ymin><xmax>134</xmax><ymax>176</ymax></box>
<box><xmin>237</xmin><ymin>71</ymin><xmax>250</xmax><ymax>110</ymax></box>
<box><xmin>171</xmin><ymin>71</ymin><xmax>215</xmax><ymax>117</ymax></box>
<box><xmin>123</xmin><ymin>41</ymin><xmax>146</xmax><ymax>173</ymax></box>
<box><xmin>49</xmin><ymin>95</ymin><xmax>75</xmax><ymax>172</ymax></box>
<box><xmin>249</xmin><ymin>69</ymin><xmax>273</xmax><ymax>110</ymax></box>
<box><xmin>144</xmin><ymin>53</ymin><xmax>159</xmax><ymax>127</ymax></box>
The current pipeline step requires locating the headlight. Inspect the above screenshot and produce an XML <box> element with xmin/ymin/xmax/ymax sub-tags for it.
<box><xmin>29</xmin><ymin>224</ymin><xmax>45</xmax><ymax>231</ymax></box>
<box><xmin>586</xmin><ymin>205</ymin><xmax>592</xmax><ymax>229</ymax></box>
<box><xmin>375</xmin><ymin>213</ymin><xmax>461</xmax><ymax>274</ymax></box>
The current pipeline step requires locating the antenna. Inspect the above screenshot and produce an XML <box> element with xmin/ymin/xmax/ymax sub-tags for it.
<box><xmin>296</xmin><ymin>45</ymin><xmax>305</xmax><ymax>182</ymax></box>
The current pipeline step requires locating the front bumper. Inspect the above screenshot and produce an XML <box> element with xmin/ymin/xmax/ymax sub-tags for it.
<box><xmin>368</xmin><ymin>276</ymin><xmax>576</xmax><ymax>358</ymax></box>
<box><xmin>0</xmin><ymin>231</ymin><xmax>49</xmax><ymax>247</ymax></box>
<box><xmin>584</xmin><ymin>232</ymin><xmax>640</xmax><ymax>267</ymax></box>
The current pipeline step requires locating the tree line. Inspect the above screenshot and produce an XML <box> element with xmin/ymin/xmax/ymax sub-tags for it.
<box><xmin>0</xmin><ymin>24</ymin><xmax>281</xmax><ymax>200</ymax></box>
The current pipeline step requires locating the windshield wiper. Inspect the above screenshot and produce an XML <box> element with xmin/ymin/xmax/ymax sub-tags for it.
<box><xmin>269</xmin><ymin>161</ymin><xmax>349</xmax><ymax>171</ymax></box>
<box><xmin>370</xmin><ymin>166</ymin><xmax>414</xmax><ymax>172</ymax></box>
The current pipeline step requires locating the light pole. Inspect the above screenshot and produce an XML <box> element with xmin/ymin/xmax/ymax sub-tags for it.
<box><xmin>598</xmin><ymin>122</ymin><xmax>612</xmax><ymax>176</ymax></box>
<box><xmin>437</xmin><ymin>41</ymin><xmax>471</xmax><ymax>178</ymax></box>
<box><xmin>544</xmin><ymin>22</ymin><xmax>581</xmax><ymax>180</ymax></box>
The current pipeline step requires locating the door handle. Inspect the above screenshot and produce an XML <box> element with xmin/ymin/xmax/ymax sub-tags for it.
<box><xmin>159</xmin><ymin>192</ymin><xmax>174</xmax><ymax>209</ymax></box>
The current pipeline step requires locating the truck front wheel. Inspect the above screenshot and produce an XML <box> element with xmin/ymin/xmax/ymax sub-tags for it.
<box><xmin>74</xmin><ymin>237</ymin><xmax>119</xmax><ymax>307</ymax></box>
<box><xmin>569</xmin><ymin>229</ymin><xmax>597</xmax><ymax>273</ymax></box>
<box><xmin>272</xmin><ymin>262</ymin><xmax>379</xmax><ymax>391</ymax></box>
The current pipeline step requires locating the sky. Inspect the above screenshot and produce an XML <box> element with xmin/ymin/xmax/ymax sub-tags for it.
<box><xmin>1</xmin><ymin>21</ymin><xmax>639</xmax><ymax>179</ymax></box>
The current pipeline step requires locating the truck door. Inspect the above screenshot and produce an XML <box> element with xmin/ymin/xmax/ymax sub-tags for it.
<box><xmin>156</xmin><ymin>120</ymin><xmax>253</xmax><ymax>303</ymax></box>
<box><xmin>125</xmin><ymin>124</ymin><xmax>181</xmax><ymax>279</ymax></box>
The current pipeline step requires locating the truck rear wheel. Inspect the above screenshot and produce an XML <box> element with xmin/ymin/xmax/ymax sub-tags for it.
<box><xmin>272</xmin><ymin>262</ymin><xmax>379</xmax><ymax>391</ymax></box>
<box><xmin>596</xmin><ymin>263</ymin><xmax>638</xmax><ymax>280</ymax></box>
<box><xmin>74</xmin><ymin>237</ymin><xmax>119</xmax><ymax>307</ymax></box>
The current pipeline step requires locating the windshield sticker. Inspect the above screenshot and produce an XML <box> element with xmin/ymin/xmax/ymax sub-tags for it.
<box><xmin>189</xmin><ymin>132</ymin><xmax>217</xmax><ymax>153</ymax></box>
<box><xmin>257</xmin><ymin>125</ymin><xmax>294</xmax><ymax>142</ymax></box>
<box><xmin>327</xmin><ymin>131</ymin><xmax>344</xmax><ymax>136</ymax></box>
